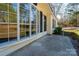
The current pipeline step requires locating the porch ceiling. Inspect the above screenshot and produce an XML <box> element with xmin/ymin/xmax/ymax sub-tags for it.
<box><xmin>36</xmin><ymin>3</ymin><xmax>52</xmax><ymax>16</ymax></box>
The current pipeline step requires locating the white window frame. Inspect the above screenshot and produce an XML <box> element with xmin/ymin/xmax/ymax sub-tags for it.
<box><xmin>29</xmin><ymin>4</ymin><xmax>32</xmax><ymax>37</ymax></box>
<box><xmin>42</xmin><ymin>14</ymin><xmax>44</xmax><ymax>32</ymax></box>
<box><xmin>38</xmin><ymin>10</ymin><xmax>40</xmax><ymax>33</ymax></box>
<box><xmin>17</xmin><ymin>3</ymin><xmax>20</xmax><ymax>41</ymax></box>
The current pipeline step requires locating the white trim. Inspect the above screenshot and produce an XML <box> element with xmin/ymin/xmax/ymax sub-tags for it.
<box><xmin>38</xmin><ymin>10</ymin><xmax>40</xmax><ymax>33</ymax></box>
<box><xmin>17</xmin><ymin>3</ymin><xmax>20</xmax><ymax>41</ymax></box>
<box><xmin>39</xmin><ymin>11</ymin><xmax>40</xmax><ymax>33</ymax></box>
<box><xmin>50</xmin><ymin>15</ymin><xmax>53</xmax><ymax>34</ymax></box>
<box><xmin>29</xmin><ymin>4</ymin><xmax>32</xmax><ymax>37</ymax></box>
<box><xmin>42</xmin><ymin>14</ymin><xmax>44</xmax><ymax>32</ymax></box>
<box><xmin>36</xmin><ymin>9</ymin><xmax>38</xmax><ymax>34</ymax></box>
<box><xmin>8</xmin><ymin>4</ymin><xmax>9</xmax><ymax>42</ymax></box>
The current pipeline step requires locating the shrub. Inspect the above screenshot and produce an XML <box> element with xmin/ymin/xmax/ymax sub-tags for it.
<box><xmin>53</xmin><ymin>27</ymin><xmax>62</xmax><ymax>35</ymax></box>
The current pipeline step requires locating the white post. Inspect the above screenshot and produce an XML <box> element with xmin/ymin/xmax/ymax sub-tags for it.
<box><xmin>17</xmin><ymin>3</ymin><xmax>20</xmax><ymax>41</ymax></box>
<box><xmin>50</xmin><ymin>15</ymin><xmax>53</xmax><ymax>34</ymax></box>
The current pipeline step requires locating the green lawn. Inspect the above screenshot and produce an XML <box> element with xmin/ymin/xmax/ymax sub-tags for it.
<box><xmin>64</xmin><ymin>29</ymin><xmax>79</xmax><ymax>36</ymax></box>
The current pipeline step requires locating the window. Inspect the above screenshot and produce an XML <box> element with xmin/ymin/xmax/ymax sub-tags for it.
<box><xmin>0</xmin><ymin>3</ymin><xmax>43</xmax><ymax>44</ymax></box>
<box><xmin>44</xmin><ymin>15</ymin><xmax>47</xmax><ymax>31</ymax></box>
<box><xmin>0</xmin><ymin>4</ymin><xmax>8</xmax><ymax>23</ymax></box>
<box><xmin>37</xmin><ymin>10</ymin><xmax>40</xmax><ymax>33</ymax></box>
<box><xmin>40</xmin><ymin>11</ymin><xmax>43</xmax><ymax>32</ymax></box>
<box><xmin>20</xmin><ymin>3</ymin><xmax>30</xmax><ymax>38</ymax></box>
<box><xmin>52</xmin><ymin>19</ymin><xmax>56</xmax><ymax>28</ymax></box>
<box><xmin>0</xmin><ymin>23</ymin><xmax>8</xmax><ymax>43</ymax></box>
<box><xmin>0</xmin><ymin>3</ymin><xmax>17</xmax><ymax>43</ymax></box>
<box><xmin>9</xmin><ymin>3</ymin><xmax>17</xmax><ymax>41</ymax></box>
<box><xmin>0</xmin><ymin>4</ymin><xmax>8</xmax><ymax>43</ymax></box>
<box><xmin>31</xmin><ymin>5</ymin><xmax>36</xmax><ymax>35</ymax></box>
<box><xmin>0</xmin><ymin>4</ymin><xmax>8</xmax><ymax>12</ymax></box>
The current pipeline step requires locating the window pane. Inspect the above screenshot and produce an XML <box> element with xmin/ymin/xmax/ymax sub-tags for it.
<box><xmin>0</xmin><ymin>12</ymin><xmax>8</xmax><ymax>22</ymax></box>
<box><xmin>9</xmin><ymin>24</ymin><xmax>17</xmax><ymax>40</ymax></box>
<box><xmin>40</xmin><ymin>11</ymin><xmax>43</xmax><ymax>32</ymax></box>
<box><xmin>20</xmin><ymin>4</ymin><xmax>30</xmax><ymax>23</ymax></box>
<box><xmin>44</xmin><ymin>15</ymin><xmax>47</xmax><ymax>31</ymax></box>
<box><xmin>0</xmin><ymin>4</ymin><xmax>8</xmax><ymax>12</ymax></box>
<box><xmin>9</xmin><ymin>13</ymin><xmax>17</xmax><ymax>23</ymax></box>
<box><xmin>20</xmin><ymin>24</ymin><xmax>25</xmax><ymax>37</ymax></box>
<box><xmin>9</xmin><ymin>3</ymin><xmax>17</xmax><ymax>41</ymax></box>
<box><xmin>0</xmin><ymin>24</ymin><xmax>8</xmax><ymax>43</ymax></box>
<box><xmin>31</xmin><ymin>5</ymin><xmax>36</xmax><ymax>35</ymax></box>
<box><xmin>0</xmin><ymin>3</ymin><xmax>8</xmax><ymax>43</ymax></box>
<box><xmin>52</xmin><ymin>19</ymin><xmax>55</xmax><ymax>28</ymax></box>
<box><xmin>0</xmin><ymin>4</ymin><xmax>8</xmax><ymax>23</ymax></box>
<box><xmin>20</xmin><ymin>3</ymin><xmax>30</xmax><ymax>38</ymax></box>
<box><xmin>37</xmin><ymin>10</ymin><xmax>40</xmax><ymax>33</ymax></box>
<box><xmin>9</xmin><ymin>3</ymin><xmax>17</xmax><ymax>13</ymax></box>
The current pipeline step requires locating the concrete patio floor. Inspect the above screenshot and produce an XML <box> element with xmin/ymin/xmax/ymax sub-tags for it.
<box><xmin>8</xmin><ymin>35</ymin><xmax>77</xmax><ymax>56</ymax></box>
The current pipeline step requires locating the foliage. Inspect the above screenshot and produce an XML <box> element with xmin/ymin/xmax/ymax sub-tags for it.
<box><xmin>0</xmin><ymin>4</ymin><xmax>17</xmax><ymax>23</ymax></box>
<box><xmin>53</xmin><ymin>27</ymin><xmax>62</xmax><ymax>34</ymax></box>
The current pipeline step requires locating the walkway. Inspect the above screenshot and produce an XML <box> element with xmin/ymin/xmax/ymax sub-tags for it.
<box><xmin>8</xmin><ymin>35</ymin><xmax>77</xmax><ymax>56</ymax></box>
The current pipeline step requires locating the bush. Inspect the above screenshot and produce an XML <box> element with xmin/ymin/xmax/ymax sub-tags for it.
<box><xmin>53</xmin><ymin>27</ymin><xmax>62</xmax><ymax>35</ymax></box>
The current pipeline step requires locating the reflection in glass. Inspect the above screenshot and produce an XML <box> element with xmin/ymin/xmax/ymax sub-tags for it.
<box><xmin>40</xmin><ymin>11</ymin><xmax>43</xmax><ymax>32</ymax></box>
<box><xmin>44</xmin><ymin>15</ymin><xmax>47</xmax><ymax>31</ymax></box>
<box><xmin>0</xmin><ymin>4</ymin><xmax>8</xmax><ymax>43</ymax></box>
<box><xmin>9</xmin><ymin>3</ymin><xmax>17</xmax><ymax>41</ymax></box>
<box><xmin>31</xmin><ymin>5</ymin><xmax>36</xmax><ymax>35</ymax></box>
<box><xmin>20</xmin><ymin>3</ymin><xmax>30</xmax><ymax>38</ymax></box>
<box><xmin>37</xmin><ymin>10</ymin><xmax>40</xmax><ymax>33</ymax></box>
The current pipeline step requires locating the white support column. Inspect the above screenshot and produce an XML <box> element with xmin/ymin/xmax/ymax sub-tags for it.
<box><xmin>50</xmin><ymin>15</ymin><xmax>53</xmax><ymax>34</ymax></box>
<box><xmin>29</xmin><ymin>4</ymin><xmax>32</xmax><ymax>37</ymax></box>
<box><xmin>47</xmin><ymin>15</ymin><xmax>53</xmax><ymax>34</ymax></box>
<box><xmin>17</xmin><ymin>3</ymin><xmax>20</xmax><ymax>41</ymax></box>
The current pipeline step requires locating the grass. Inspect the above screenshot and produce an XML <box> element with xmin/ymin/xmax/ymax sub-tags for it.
<box><xmin>64</xmin><ymin>29</ymin><xmax>79</xmax><ymax>55</ymax></box>
<box><xmin>63</xmin><ymin>29</ymin><xmax>79</xmax><ymax>55</ymax></box>
<box><xmin>63</xmin><ymin>29</ymin><xmax>79</xmax><ymax>42</ymax></box>
<box><xmin>64</xmin><ymin>29</ymin><xmax>79</xmax><ymax>36</ymax></box>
